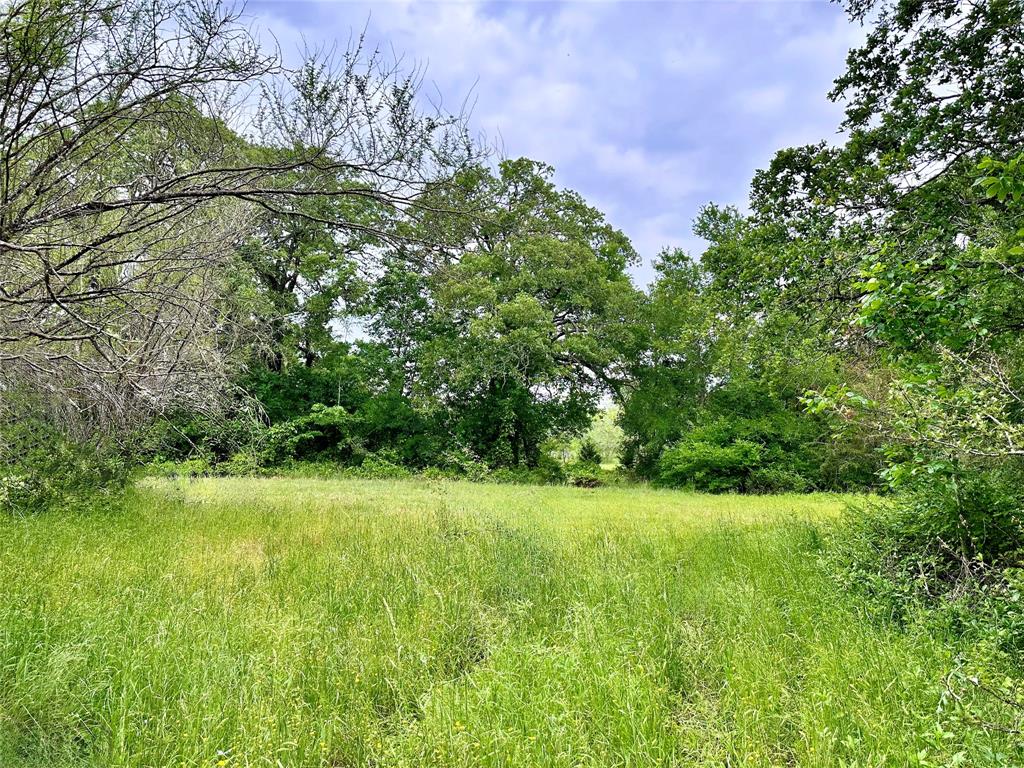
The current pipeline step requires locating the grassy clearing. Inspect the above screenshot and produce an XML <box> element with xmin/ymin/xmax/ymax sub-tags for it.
<box><xmin>0</xmin><ymin>478</ymin><xmax>1016</xmax><ymax>767</ymax></box>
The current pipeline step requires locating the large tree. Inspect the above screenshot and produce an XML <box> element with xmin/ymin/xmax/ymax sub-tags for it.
<box><xmin>0</xmin><ymin>0</ymin><xmax>476</xmax><ymax>446</ymax></box>
<box><xmin>618</xmin><ymin>236</ymin><xmax>881</xmax><ymax>491</ymax></box>
<box><xmin>733</xmin><ymin>0</ymin><xmax>1024</xmax><ymax>554</ymax></box>
<box><xmin>366</xmin><ymin>159</ymin><xmax>645</xmax><ymax>466</ymax></box>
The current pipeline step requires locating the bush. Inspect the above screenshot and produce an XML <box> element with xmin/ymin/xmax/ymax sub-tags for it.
<box><xmin>346</xmin><ymin>451</ymin><xmax>412</xmax><ymax>480</ymax></box>
<box><xmin>621</xmin><ymin>381</ymin><xmax>882</xmax><ymax>492</ymax></box>
<box><xmin>1</xmin><ymin>422</ymin><xmax>129</xmax><ymax>514</ymax></box>
<box><xmin>657</xmin><ymin>439</ymin><xmax>762</xmax><ymax>492</ymax></box>
<box><xmin>577</xmin><ymin>438</ymin><xmax>602</xmax><ymax>466</ymax></box>
<box><xmin>826</xmin><ymin>480</ymin><xmax>1024</xmax><ymax>740</ymax></box>
<box><xmin>436</xmin><ymin>445</ymin><xmax>491</xmax><ymax>482</ymax></box>
<box><xmin>144</xmin><ymin>411</ymin><xmax>263</xmax><ymax>464</ymax></box>
<box><xmin>420</xmin><ymin>466</ymin><xmax>460</xmax><ymax>482</ymax></box>
<box><xmin>146</xmin><ymin>456</ymin><xmax>214</xmax><ymax>478</ymax></box>
<box><xmin>534</xmin><ymin>450</ymin><xmax>567</xmax><ymax>484</ymax></box>
<box><xmin>217</xmin><ymin>452</ymin><xmax>266</xmax><ymax>477</ymax></box>
<box><xmin>489</xmin><ymin>467</ymin><xmax>538</xmax><ymax>485</ymax></box>
<box><xmin>565</xmin><ymin>461</ymin><xmax>603</xmax><ymax>488</ymax></box>
<box><xmin>748</xmin><ymin>466</ymin><xmax>809</xmax><ymax>494</ymax></box>
<box><xmin>262</xmin><ymin>405</ymin><xmax>363</xmax><ymax>465</ymax></box>
<box><xmin>829</xmin><ymin>467</ymin><xmax>1024</xmax><ymax>620</ymax></box>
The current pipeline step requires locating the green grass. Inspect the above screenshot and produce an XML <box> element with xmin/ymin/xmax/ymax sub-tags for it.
<box><xmin>0</xmin><ymin>478</ymin><xmax>1016</xmax><ymax>766</ymax></box>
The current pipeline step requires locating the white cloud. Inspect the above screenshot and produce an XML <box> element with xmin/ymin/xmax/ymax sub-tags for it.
<box><xmin>737</xmin><ymin>85</ymin><xmax>788</xmax><ymax>115</ymax></box>
<box><xmin>661</xmin><ymin>39</ymin><xmax>722</xmax><ymax>76</ymax></box>
<box><xmin>249</xmin><ymin>0</ymin><xmax>862</xmax><ymax>268</ymax></box>
<box><xmin>589</xmin><ymin>143</ymin><xmax>706</xmax><ymax>201</ymax></box>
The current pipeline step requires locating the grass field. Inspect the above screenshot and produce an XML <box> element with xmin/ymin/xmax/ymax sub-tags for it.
<box><xmin>0</xmin><ymin>478</ymin><xmax>1015</xmax><ymax>767</ymax></box>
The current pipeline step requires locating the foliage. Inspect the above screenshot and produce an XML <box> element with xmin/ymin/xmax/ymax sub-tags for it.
<box><xmin>711</xmin><ymin>0</ymin><xmax>1024</xmax><ymax>596</ymax></box>
<box><xmin>0</xmin><ymin>0</ymin><xmax>476</xmax><ymax>449</ymax></box>
<box><xmin>619</xmin><ymin>248</ymin><xmax>882</xmax><ymax>490</ymax></box>
<box><xmin>345</xmin><ymin>451</ymin><xmax>413</xmax><ymax>480</ymax></box>
<box><xmin>583</xmin><ymin>406</ymin><xmax>624</xmax><ymax>466</ymax></box>
<box><xmin>576</xmin><ymin>439</ymin><xmax>602</xmax><ymax>467</ymax></box>
<box><xmin>240</xmin><ymin>353</ymin><xmax>372</xmax><ymax>423</ymax></box>
<box><xmin>365</xmin><ymin>159</ymin><xmax>646</xmax><ymax>467</ymax></box>
<box><xmin>0</xmin><ymin>421</ymin><xmax>128</xmax><ymax>514</ymax></box>
<box><xmin>564</xmin><ymin>461</ymin><xmax>604</xmax><ymax>488</ymax></box>
<box><xmin>658</xmin><ymin>439</ymin><xmax>762</xmax><ymax>493</ymax></box>
<box><xmin>235</xmin><ymin>177</ymin><xmax>373</xmax><ymax>370</ymax></box>
<box><xmin>261</xmin><ymin>405</ymin><xmax>363</xmax><ymax>465</ymax></box>
<box><xmin>826</xmin><ymin>488</ymin><xmax>1024</xmax><ymax>742</ymax></box>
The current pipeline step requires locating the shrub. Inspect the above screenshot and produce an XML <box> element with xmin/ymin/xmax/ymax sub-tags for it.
<box><xmin>830</xmin><ymin>467</ymin><xmax>1024</xmax><ymax>619</ymax></box>
<box><xmin>144</xmin><ymin>411</ymin><xmax>263</xmax><ymax>464</ymax></box>
<box><xmin>748</xmin><ymin>466</ymin><xmax>809</xmax><ymax>494</ymax></box>
<box><xmin>345</xmin><ymin>450</ymin><xmax>411</xmax><ymax>480</ymax></box>
<box><xmin>1</xmin><ymin>422</ymin><xmax>129</xmax><ymax>514</ymax></box>
<box><xmin>420</xmin><ymin>466</ymin><xmax>459</xmax><ymax>482</ymax></box>
<box><xmin>436</xmin><ymin>445</ymin><xmax>491</xmax><ymax>482</ymax></box>
<box><xmin>217</xmin><ymin>452</ymin><xmax>265</xmax><ymax>477</ymax></box>
<box><xmin>262</xmin><ymin>405</ymin><xmax>362</xmax><ymax>465</ymax></box>
<box><xmin>826</xmin><ymin>480</ymin><xmax>1024</xmax><ymax>739</ymax></box>
<box><xmin>534</xmin><ymin>450</ymin><xmax>567</xmax><ymax>484</ymax></box>
<box><xmin>146</xmin><ymin>456</ymin><xmax>214</xmax><ymax>478</ymax></box>
<box><xmin>565</xmin><ymin>461</ymin><xmax>603</xmax><ymax>488</ymax></box>
<box><xmin>577</xmin><ymin>438</ymin><xmax>602</xmax><ymax>466</ymax></box>
<box><xmin>657</xmin><ymin>439</ymin><xmax>762</xmax><ymax>492</ymax></box>
<box><xmin>489</xmin><ymin>467</ymin><xmax>537</xmax><ymax>485</ymax></box>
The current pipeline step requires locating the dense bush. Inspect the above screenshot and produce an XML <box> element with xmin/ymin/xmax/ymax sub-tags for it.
<box><xmin>144</xmin><ymin>411</ymin><xmax>263</xmax><ymax>465</ymax></box>
<box><xmin>830</xmin><ymin>467</ymin><xmax>1024</xmax><ymax>621</ymax></box>
<box><xmin>577</xmin><ymin>438</ymin><xmax>602</xmax><ymax>466</ymax></box>
<box><xmin>261</xmin><ymin>405</ymin><xmax>363</xmax><ymax>465</ymax></box>
<box><xmin>1</xmin><ymin>422</ymin><xmax>129</xmax><ymax>514</ymax></box>
<box><xmin>240</xmin><ymin>362</ymin><xmax>369</xmax><ymax>424</ymax></box>
<box><xmin>657</xmin><ymin>439</ymin><xmax>762</xmax><ymax>492</ymax></box>
<box><xmin>345</xmin><ymin>450</ymin><xmax>413</xmax><ymax>480</ymax></box>
<box><xmin>564</xmin><ymin>461</ymin><xmax>605</xmax><ymax>488</ymax></box>
<box><xmin>649</xmin><ymin>404</ymin><xmax>881</xmax><ymax>493</ymax></box>
<box><xmin>748</xmin><ymin>466</ymin><xmax>809</xmax><ymax>494</ymax></box>
<box><xmin>826</xmin><ymin>473</ymin><xmax>1024</xmax><ymax>741</ymax></box>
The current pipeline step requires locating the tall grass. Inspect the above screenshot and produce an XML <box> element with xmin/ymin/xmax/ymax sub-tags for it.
<box><xmin>0</xmin><ymin>478</ymin><xmax>1016</xmax><ymax>766</ymax></box>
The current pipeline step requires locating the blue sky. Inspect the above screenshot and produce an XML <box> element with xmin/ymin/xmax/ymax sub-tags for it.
<box><xmin>250</xmin><ymin>0</ymin><xmax>864</xmax><ymax>285</ymax></box>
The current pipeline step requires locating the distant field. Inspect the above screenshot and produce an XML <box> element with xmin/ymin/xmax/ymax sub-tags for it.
<box><xmin>0</xmin><ymin>479</ymin><xmax>1012</xmax><ymax>766</ymax></box>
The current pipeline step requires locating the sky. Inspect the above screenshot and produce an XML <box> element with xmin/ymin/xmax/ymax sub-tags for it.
<box><xmin>249</xmin><ymin>0</ymin><xmax>865</xmax><ymax>286</ymax></box>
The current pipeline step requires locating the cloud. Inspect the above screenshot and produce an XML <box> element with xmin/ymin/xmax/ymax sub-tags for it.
<box><xmin>250</xmin><ymin>0</ymin><xmax>860</xmax><ymax>283</ymax></box>
<box><xmin>737</xmin><ymin>85</ymin><xmax>789</xmax><ymax>115</ymax></box>
<box><xmin>661</xmin><ymin>39</ymin><xmax>723</xmax><ymax>77</ymax></box>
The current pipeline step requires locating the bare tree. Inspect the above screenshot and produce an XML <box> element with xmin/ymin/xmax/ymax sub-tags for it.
<box><xmin>0</xmin><ymin>0</ymin><xmax>477</xmax><ymax>446</ymax></box>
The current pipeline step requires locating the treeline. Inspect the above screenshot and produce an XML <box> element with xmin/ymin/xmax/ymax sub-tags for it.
<box><xmin>3</xmin><ymin>0</ymin><xmax>1024</xmax><ymax>560</ymax></box>
<box><xmin>0</xmin><ymin>0</ymin><xmax>883</xmax><ymax>500</ymax></box>
<box><xmin>141</xmin><ymin>155</ymin><xmax>886</xmax><ymax>493</ymax></box>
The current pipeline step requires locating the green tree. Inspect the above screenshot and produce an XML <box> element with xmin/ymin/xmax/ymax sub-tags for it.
<box><xmin>619</xmin><ymin>234</ymin><xmax>882</xmax><ymax>490</ymax></box>
<box><xmin>739</xmin><ymin>0</ymin><xmax>1024</xmax><ymax>559</ymax></box>
<box><xmin>577</xmin><ymin>438</ymin><xmax>602</xmax><ymax>466</ymax></box>
<box><xmin>237</xmin><ymin>178</ymin><xmax>374</xmax><ymax>371</ymax></box>
<box><xmin>368</xmin><ymin>159</ymin><xmax>645</xmax><ymax>466</ymax></box>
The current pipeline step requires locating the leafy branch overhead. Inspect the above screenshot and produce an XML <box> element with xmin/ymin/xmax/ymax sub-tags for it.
<box><xmin>0</xmin><ymin>0</ymin><xmax>479</xmax><ymax>438</ymax></box>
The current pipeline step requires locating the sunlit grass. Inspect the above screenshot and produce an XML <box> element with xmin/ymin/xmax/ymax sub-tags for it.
<box><xmin>0</xmin><ymin>478</ymin><xmax>1015</xmax><ymax>766</ymax></box>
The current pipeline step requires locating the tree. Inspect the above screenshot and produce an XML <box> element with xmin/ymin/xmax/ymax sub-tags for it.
<box><xmin>577</xmin><ymin>438</ymin><xmax>602</xmax><ymax>466</ymax></box>
<box><xmin>236</xmin><ymin>183</ymin><xmax>373</xmax><ymax>371</ymax></box>
<box><xmin>366</xmin><ymin>159</ymin><xmax>645</xmax><ymax>466</ymax></box>
<box><xmin>0</xmin><ymin>0</ymin><xmax>477</xmax><ymax>450</ymax></box>
<box><xmin>618</xmin><ymin>243</ymin><xmax>881</xmax><ymax>490</ymax></box>
<box><xmin>740</xmin><ymin>0</ymin><xmax>1024</xmax><ymax>557</ymax></box>
<box><xmin>618</xmin><ymin>249</ymin><xmax>714</xmax><ymax>472</ymax></box>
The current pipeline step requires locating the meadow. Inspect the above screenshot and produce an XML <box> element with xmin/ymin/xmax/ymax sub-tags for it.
<box><xmin>0</xmin><ymin>478</ymin><xmax>1015</xmax><ymax>767</ymax></box>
